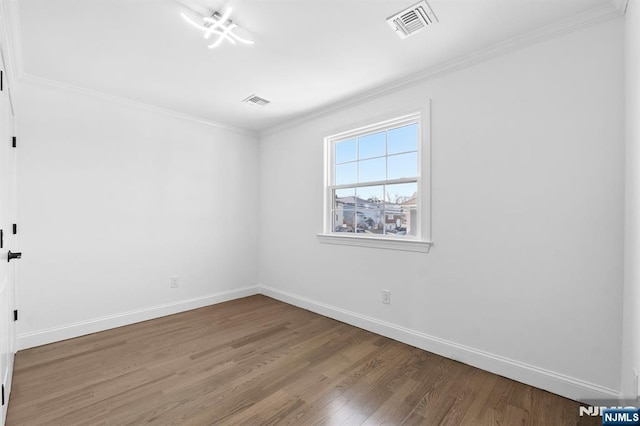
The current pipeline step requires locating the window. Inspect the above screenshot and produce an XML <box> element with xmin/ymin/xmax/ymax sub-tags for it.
<box><xmin>319</xmin><ymin>109</ymin><xmax>431</xmax><ymax>252</ymax></box>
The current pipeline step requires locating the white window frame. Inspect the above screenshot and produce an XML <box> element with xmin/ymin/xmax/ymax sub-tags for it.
<box><xmin>318</xmin><ymin>103</ymin><xmax>432</xmax><ymax>253</ymax></box>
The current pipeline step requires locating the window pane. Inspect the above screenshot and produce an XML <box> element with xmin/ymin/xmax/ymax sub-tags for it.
<box><xmin>387</xmin><ymin>152</ymin><xmax>418</xmax><ymax>180</ymax></box>
<box><xmin>383</xmin><ymin>209</ymin><xmax>405</xmax><ymax>235</ymax></box>
<box><xmin>328</xmin><ymin>114</ymin><xmax>423</xmax><ymax>240</ymax></box>
<box><xmin>356</xmin><ymin>209</ymin><xmax>385</xmax><ymax>234</ymax></box>
<box><xmin>388</xmin><ymin>123</ymin><xmax>418</xmax><ymax>155</ymax></box>
<box><xmin>356</xmin><ymin>185</ymin><xmax>384</xmax><ymax>204</ymax></box>
<box><xmin>335</xmin><ymin>162</ymin><xmax>357</xmax><ymax>185</ymax></box>
<box><xmin>334</xmin><ymin>187</ymin><xmax>355</xmax><ymax>209</ymax></box>
<box><xmin>384</xmin><ymin>209</ymin><xmax>416</xmax><ymax>237</ymax></box>
<box><xmin>385</xmin><ymin>182</ymin><xmax>418</xmax><ymax>206</ymax></box>
<box><xmin>385</xmin><ymin>183</ymin><xmax>417</xmax><ymax>236</ymax></box>
<box><xmin>335</xmin><ymin>139</ymin><xmax>357</xmax><ymax>164</ymax></box>
<box><xmin>333</xmin><ymin>209</ymin><xmax>355</xmax><ymax>232</ymax></box>
<box><xmin>358</xmin><ymin>157</ymin><xmax>385</xmax><ymax>183</ymax></box>
<box><xmin>359</xmin><ymin>132</ymin><xmax>385</xmax><ymax>160</ymax></box>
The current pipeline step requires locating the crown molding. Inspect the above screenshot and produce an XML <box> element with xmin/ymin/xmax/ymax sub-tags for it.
<box><xmin>18</xmin><ymin>72</ymin><xmax>257</xmax><ymax>136</ymax></box>
<box><xmin>0</xmin><ymin>0</ymin><xmax>258</xmax><ymax>137</ymax></box>
<box><xmin>261</xmin><ymin>2</ymin><xmax>624</xmax><ymax>137</ymax></box>
<box><xmin>1</xmin><ymin>0</ymin><xmax>624</xmax><ymax>138</ymax></box>
<box><xmin>0</xmin><ymin>0</ymin><xmax>23</xmax><ymax>78</ymax></box>
<box><xmin>0</xmin><ymin>0</ymin><xmax>23</xmax><ymax>114</ymax></box>
<box><xmin>1</xmin><ymin>0</ymin><xmax>256</xmax><ymax>136</ymax></box>
<box><xmin>611</xmin><ymin>0</ymin><xmax>629</xmax><ymax>14</ymax></box>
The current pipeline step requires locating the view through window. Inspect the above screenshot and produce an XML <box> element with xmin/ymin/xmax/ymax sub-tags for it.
<box><xmin>327</xmin><ymin>113</ymin><xmax>421</xmax><ymax>238</ymax></box>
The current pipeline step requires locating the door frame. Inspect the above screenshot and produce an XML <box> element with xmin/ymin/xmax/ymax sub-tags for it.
<box><xmin>0</xmin><ymin>44</ymin><xmax>17</xmax><ymax>426</ymax></box>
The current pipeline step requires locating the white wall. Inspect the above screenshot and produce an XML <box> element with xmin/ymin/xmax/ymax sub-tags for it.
<box><xmin>259</xmin><ymin>19</ymin><xmax>625</xmax><ymax>401</ymax></box>
<box><xmin>622</xmin><ymin>0</ymin><xmax>640</xmax><ymax>402</ymax></box>
<box><xmin>10</xmin><ymin>8</ymin><xmax>627</xmax><ymax>405</ymax></box>
<box><xmin>15</xmin><ymin>82</ymin><xmax>260</xmax><ymax>348</ymax></box>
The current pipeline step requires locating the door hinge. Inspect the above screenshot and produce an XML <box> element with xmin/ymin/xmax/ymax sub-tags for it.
<box><xmin>12</xmin><ymin>224</ymin><xmax>17</xmax><ymax>234</ymax></box>
<box><xmin>1</xmin><ymin>384</ymin><xmax>4</xmax><ymax>406</ymax></box>
<box><xmin>1</xmin><ymin>70</ymin><xmax>3</xmax><ymax>92</ymax></box>
<box><xmin>0</xmin><ymin>229</ymin><xmax>3</xmax><ymax>248</ymax></box>
<box><xmin>12</xmin><ymin>136</ymin><xmax>16</xmax><ymax>148</ymax></box>
<box><xmin>14</xmin><ymin>310</ymin><xmax>18</xmax><ymax>321</ymax></box>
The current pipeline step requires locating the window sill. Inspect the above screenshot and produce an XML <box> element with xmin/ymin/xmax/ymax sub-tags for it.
<box><xmin>317</xmin><ymin>234</ymin><xmax>432</xmax><ymax>253</ymax></box>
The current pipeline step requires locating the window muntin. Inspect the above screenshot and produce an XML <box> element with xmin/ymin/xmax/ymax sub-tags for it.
<box><xmin>327</xmin><ymin>114</ymin><xmax>421</xmax><ymax>239</ymax></box>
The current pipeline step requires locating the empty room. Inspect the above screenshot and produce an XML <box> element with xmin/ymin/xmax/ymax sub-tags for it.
<box><xmin>0</xmin><ymin>0</ymin><xmax>639</xmax><ymax>424</ymax></box>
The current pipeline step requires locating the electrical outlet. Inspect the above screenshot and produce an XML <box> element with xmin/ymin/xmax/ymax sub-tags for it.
<box><xmin>171</xmin><ymin>275</ymin><xmax>179</xmax><ymax>288</ymax></box>
<box><xmin>382</xmin><ymin>290</ymin><xmax>391</xmax><ymax>304</ymax></box>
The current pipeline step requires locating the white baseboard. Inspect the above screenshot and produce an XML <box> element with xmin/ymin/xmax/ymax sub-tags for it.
<box><xmin>17</xmin><ymin>286</ymin><xmax>260</xmax><ymax>350</ymax></box>
<box><xmin>16</xmin><ymin>283</ymin><xmax>621</xmax><ymax>404</ymax></box>
<box><xmin>258</xmin><ymin>284</ymin><xmax>620</xmax><ymax>404</ymax></box>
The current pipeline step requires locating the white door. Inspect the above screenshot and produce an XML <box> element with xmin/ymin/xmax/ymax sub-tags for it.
<box><xmin>0</xmin><ymin>48</ymin><xmax>17</xmax><ymax>426</ymax></box>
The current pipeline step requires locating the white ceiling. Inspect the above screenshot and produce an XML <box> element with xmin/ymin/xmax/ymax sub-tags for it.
<box><xmin>13</xmin><ymin>0</ymin><xmax>615</xmax><ymax>132</ymax></box>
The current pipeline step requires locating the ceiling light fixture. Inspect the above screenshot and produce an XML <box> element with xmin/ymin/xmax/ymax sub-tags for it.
<box><xmin>181</xmin><ymin>7</ymin><xmax>254</xmax><ymax>49</ymax></box>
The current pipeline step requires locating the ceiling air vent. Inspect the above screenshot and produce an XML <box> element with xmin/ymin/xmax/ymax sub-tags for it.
<box><xmin>242</xmin><ymin>94</ymin><xmax>270</xmax><ymax>107</ymax></box>
<box><xmin>387</xmin><ymin>0</ymin><xmax>438</xmax><ymax>39</ymax></box>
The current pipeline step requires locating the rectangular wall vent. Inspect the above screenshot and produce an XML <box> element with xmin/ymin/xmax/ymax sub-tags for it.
<box><xmin>387</xmin><ymin>0</ymin><xmax>438</xmax><ymax>39</ymax></box>
<box><xmin>242</xmin><ymin>94</ymin><xmax>270</xmax><ymax>107</ymax></box>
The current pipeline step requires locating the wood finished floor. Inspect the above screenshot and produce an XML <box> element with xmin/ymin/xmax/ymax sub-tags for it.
<box><xmin>7</xmin><ymin>295</ymin><xmax>598</xmax><ymax>425</ymax></box>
